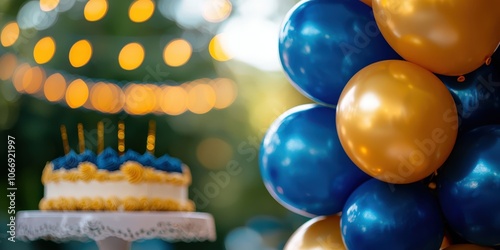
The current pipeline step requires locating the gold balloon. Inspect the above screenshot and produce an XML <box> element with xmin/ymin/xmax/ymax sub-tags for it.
<box><xmin>336</xmin><ymin>60</ymin><xmax>458</xmax><ymax>184</ymax></box>
<box><xmin>361</xmin><ymin>0</ymin><xmax>372</xmax><ymax>7</ymax></box>
<box><xmin>372</xmin><ymin>0</ymin><xmax>500</xmax><ymax>76</ymax></box>
<box><xmin>443</xmin><ymin>244</ymin><xmax>494</xmax><ymax>250</ymax></box>
<box><xmin>284</xmin><ymin>215</ymin><xmax>346</xmax><ymax>250</ymax></box>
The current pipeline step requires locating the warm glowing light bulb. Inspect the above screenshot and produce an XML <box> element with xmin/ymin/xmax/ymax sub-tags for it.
<box><xmin>0</xmin><ymin>53</ymin><xmax>18</xmax><ymax>80</ymax></box>
<box><xmin>44</xmin><ymin>73</ymin><xmax>66</xmax><ymax>102</ymax></box>
<box><xmin>1</xmin><ymin>22</ymin><xmax>20</xmax><ymax>47</ymax></box>
<box><xmin>187</xmin><ymin>83</ymin><xmax>216</xmax><ymax>114</ymax></box>
<box><xmin>211</xmin><ymin>78</ymin><xmax>237</xmax><ymax>109</ymax></box>
<box><xmin>84</xmin><ymin>0</ymin><xmax>108</xmax><ymax>22</ymax></box>
<box><xmin>163</xmin><ymin>39</ymin><xmax>192</xmax><ymax>67</ymax></box>
<box><xmin>33</xmin><ymin>37</ymin><xmax>56</xmax><ymax>64</ymax></box>
<box><xmin>209</xmin><ymin>34</ymin><xmax>232</xmax><ymax>61</ymax></box>
<box><xmin>69</xmin><ymin>40</ymin><xmax>93</xmax><ymax>68</ymax></box>
<box><xmin>66</xmin><ymin>79</ymin><xmax>89</xmax><ymax>108</ymax></box>
<box><xmin>118</xmin><ymin>42</ymin><xmax>145</xmax><ymax>70</ymax></box>
<box><xmin>160</xmin><ymin>86</ymin><xmax>188</xmax><ymax>115</ymax></box>
<box><xmin>129</xmin><ymin>0</ymin><xmax>155</xmax><ymax>23</ymax></box>
<box><xmin>22</xmin><ymin>66</ymin><xmax>45</xmax><ymax>94</ymax></box>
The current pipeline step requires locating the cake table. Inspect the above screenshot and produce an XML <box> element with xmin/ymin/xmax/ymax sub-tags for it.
<box><xmin>16</xmin><ymin>211</ymin><xmax>216</xmax><ymax>250</ymax></box>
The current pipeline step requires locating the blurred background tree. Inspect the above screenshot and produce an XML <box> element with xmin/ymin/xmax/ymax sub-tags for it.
<box><xmin>0</xmin><ymin>0</ymin><xmax>315</xmax><ymax>249</ymax></box>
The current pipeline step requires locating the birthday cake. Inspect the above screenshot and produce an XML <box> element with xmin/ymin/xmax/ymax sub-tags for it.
<box><xmin>39</xmin><ymin>122</ymin><xmax>195</xmax><ymax>211</ymax></box>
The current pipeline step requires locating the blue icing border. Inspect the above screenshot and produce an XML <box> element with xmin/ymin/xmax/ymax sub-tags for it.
<box><xmin>96</xmin><ymin>147</ymin><xmax>120</xmax><ymax>171</ymax></box>
<box><xmin>79</xmin><ymin>149</ymin><xmax>97</xmax><ymax>164</ymax></box>
<box><xmin>154</xmin><ymin>155</ymin><xmax>183</xmax><ymax>173</ymax></box>
<box><xmin>140</xmin><ymin>152</ymin><xmax>156</xmax><ymax>167</ymax></box>
<box><xmin>63</xmin><ymin>150</ymin><xmax>79</xmax><ymax>170</ymax></box>
<box><xmin>120</xmin><ymin>150</ymin><xmax>141</xmax><ymax>165</ymax></box>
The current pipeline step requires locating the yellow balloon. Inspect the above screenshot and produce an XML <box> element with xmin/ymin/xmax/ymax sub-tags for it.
<box><xmin>361</xmin><ymin>0</ymin><xmax>372</xmax><ymax>7</ymax></box>
<box><xmin>372</xmin><ymin>0</ymin><xmax>500</xmax><ymax>76</ymax></box>
<box><xmin>336</xmin><ymin>60</ymin><xmax>458</xmax><ymax>184</ymax></box>
<box><xmin>443</xmin><ymin>244</ymin><xmax>494</xmax><ymax>250</ymax></box>
<box><xmin>284</xmin><ymin>215</ymin><xmax>346</xmax><ymax>250</ymax></box>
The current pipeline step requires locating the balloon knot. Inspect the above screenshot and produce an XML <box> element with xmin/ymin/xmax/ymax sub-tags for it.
<box><xmin>485</xmin><ymin>56</ymin><xmax>492</xmax><ymax>66</ymax></box>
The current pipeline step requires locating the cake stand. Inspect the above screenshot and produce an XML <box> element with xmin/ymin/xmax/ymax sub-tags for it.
<box><xmin>16</xmin><ymin>211</ymin><xmax>216</xmax><ymax>250</ymax></box>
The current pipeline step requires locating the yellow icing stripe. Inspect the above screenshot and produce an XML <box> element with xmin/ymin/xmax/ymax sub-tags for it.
<box><xmin>41</xmin><ymin>161</ymin><xmax>191</xmax><ymax>185</ymax></box>
<box><xmin>39</xmin><ymin>197</ymin><xmax>195</xmax><ymax>211</ymax></box>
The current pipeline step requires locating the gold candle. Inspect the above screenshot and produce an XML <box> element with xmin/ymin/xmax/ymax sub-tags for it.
<box><xmin>118</xmin><ymin>121</ymin><xmax>125</xmax><ymax>155</ymax></box>
<box><xmin>146</xmin><ymin>120</ymin><xmax>156</xmax><ymax>155</ymax></box>
<box><xmin>60</xmin><ymin>125</ymin><xmax>70</xmax><ymax>155</ymax></box>
<box><xmin>97</xmin><ymin>121</ymin><xmax>104</xmax><ymax>154</ymax></box>
<box><xmin>77</xmin><ymin>123</ymin><xmax>85</xmax><ymax>153</ymax></box>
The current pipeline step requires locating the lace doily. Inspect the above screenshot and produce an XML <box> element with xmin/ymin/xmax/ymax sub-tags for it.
<box><xmin>16</xmin><ymin>211</ymin><xmax>216</xmax><ymax>243</ymax></box>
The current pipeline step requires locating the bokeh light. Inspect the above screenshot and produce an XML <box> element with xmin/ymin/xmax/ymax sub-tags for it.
<box><xmin>209</xmin><ymin>34</ymin><xmax>232</xmax><ymax>62</ymax></box>
<box><xmin>84</xmin><ymin>0</ymin><xmax>108</xmax><ymax>22</ymax></box>
<box><xmin>118</xmin><ymin>42</ymin><xmax>145</xmax><ymax>70</ymax></box>
<box><xmin>17</xmin><ymin>1</ymin><xmax>58</xmax><ymax>30</ymax></box>
<box><xmin>22</xmin><ymin>66</ymin><xmax>45</xmax><ymax>94</ymax></box>
<box><xmin>129</xmin><ymin>0</ymin><xmax>155</xmax><ymax>23</ymax></box>
<box><xmin>187</xmin><ymin>82</ymin><xmax>216</xmax><ymax>114</ymax></box>
<box><xmin>69</xmin><ymin>39</ymin><xmax>93</xmax><ymax>68</ymax></box>
<box><xmin>160</xmin><ymin>86</ymin><xmax>188</xmax><ymax>115</ymax></box>
<box><xmin>65</xmin><ymin>79</ymin><xmax>89</xmax><ymax>108</ymax></box>
<box><xmin>196</xmin><ymin>137</ymin><xmax>233</xmax><ymax>170</ymax></box>
<box><xmin>40</xmin><ymin>0</ymin><xmax>59</xmax><ymax>12</ymax></box>
<box><xmin>90</xmin><ymin>82</ymin><xmax>116</xmax><ymax>113</ymax></box>
<box><xmin>202</xmin><ymin>0</ymin><xmax>232</xmax><ymax>23</ymax></box>
<box><xmin>124</xmin><ymin>84</ymin><xmax>157</xmax><ymax>115</ymax></box>
<box><xmin>33</xmin><ymin>36</ymin><xmax>56</xmax><ymax>64</ymax></box>
<box><xmin>163</xmin><ymin>39</ymin><xmax>192</xmax><ymax>67</ymax></box>
<box><xmin>12</xmin><ymin>63</ymin><xmax>30</xmax><ymax>93</ymax></box>
<box><xmin>211</xmin><ymin>78</ymin><xmax>237</xmax><ymax>109</ymax></box>
<box><xmin>43</xmin><ymin>73</ymin><xmax>66</xmax><ymax>102</ymax></box>
<box><xmin>0</xmin><ymin>53</ymin><xmax>18</xmax><ymax>80</ymax></box>
<box><xmin>1</xmin><ymin>22</ymin><xmax>20</xmax><ymax>47</ymax></box>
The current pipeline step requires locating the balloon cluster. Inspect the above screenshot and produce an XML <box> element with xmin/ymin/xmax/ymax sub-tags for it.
<box><xmin>259</xmin><ymin>0</ymin><xmax>500</xmax><ymax>249</ymax></box>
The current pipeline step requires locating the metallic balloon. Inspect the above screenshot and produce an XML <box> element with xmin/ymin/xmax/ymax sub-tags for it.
<box><xmin>284</xmin><ymin>215</ymin><xmax>345</xmax><ymax>250</ymax></box>
<box><xmin>336</xmin><ymin>60</ymin><xmax>458</xmax><ymax>184</ymax></box>
<box><xmin>260</xmin><ymin>104</ymin><xmax>371</xmax><ymax>217</ymax></box>
<box><xmin>279</xmin><ymin>0</ymin><xmax>400</xmax><ymax>105</ymax></box>
<box><xmin>372</xmin><ymin>0</ymin><xmax>500</xmax><ymax>76</ymax></box>
<box><xmin>341</xmin><ymin>179</ymin><xmax>444</xmax><ymax>250</ymax></box>
<box><xmin>438</xmin><ymin>125</ymin><xmax>500</xmax><ymax>246</ymax></box>
<box><xmin>443</xmin><ymin>245</ymin><xmax>494</xmax><ymax>250</ymax></box>
<box><xmin>439</xmin><ymin>50</ymin><xmax>500</xmax><ymax>133</ymax></box>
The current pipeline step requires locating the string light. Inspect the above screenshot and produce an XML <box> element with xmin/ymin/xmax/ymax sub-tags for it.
<box><xmin>129</xmin><ymin>0</ymin><xmax>155</xmax><ymax>23</ymax></box>
<box><xmin>69</xmin><ymin>40</ymin><xmax>93</xmax><ymax>68</ymax></box>
<box><xmin>40</xmin><ymin>0</ymin><xmax>60</xmax><ymax>12</ymax></box>
<box><xmin>118</xmin><ymin>42</ymin><xmax>145</xmax><ymax>70</ymax></box>
<box><xmin>1</xmin><ymin>22</ymin><xmax>20</xmax><ymax>47</ymax></box>
<box><xmin>22</xmin><ymin>66</ymin><xmax>45</xmax><ymax>94</ymax></box>
<box><xmin>0</xmin><ymin>53</ymin><xmax>18</xmax><ymax>80</ymax></box>
<box><xmin>163</xmin><ymin>39</ymin><xmax>192</xmax><ymax>67</ymax></box>
<box><xmin>84</xmin><ymin>0</ymin><xmax>108</xmax><ymax>22</ymax></box>
<box><xmin>209</xmin><ymin>34</ymin><xmax>232</xmax><ymax>61</ymax></box>
<box><xmin>43</xmin><ymin>73</ymin><xmax>66</xmax><ymax>102</ymax></box>
<box><xmin>33</xmin><ymin>37</ymin><xmax>56</xmax><ymax>64</ymax></box>
<box><xmin>66</xmin><ymin>79</ymin><xmax>89</xmax><ymax>108</ymax></box>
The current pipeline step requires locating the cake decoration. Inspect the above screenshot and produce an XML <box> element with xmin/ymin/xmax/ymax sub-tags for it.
<box><xmin>39</xmin><ymin>120</ymin><xmax>194</xmax><ymax>212</ymax></box>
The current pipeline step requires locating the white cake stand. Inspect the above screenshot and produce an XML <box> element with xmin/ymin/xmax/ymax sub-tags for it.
<box><xmin>16</xmin><ymin>211</ymin><xmax>216</xmax><ymax>250</ymax></box>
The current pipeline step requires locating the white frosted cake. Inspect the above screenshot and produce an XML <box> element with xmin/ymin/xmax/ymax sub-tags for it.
<box><xmin>39</xmin><ymin>148</ymin><xmax>194</xmax><ymax>211</ymax></box>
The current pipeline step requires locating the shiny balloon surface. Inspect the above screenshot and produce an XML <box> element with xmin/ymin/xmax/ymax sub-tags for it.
<box><xmin>284</xmin><ymin>215</ymin><xmax>345</xmax><ymax>250</ymax></box>
<box><xmin>438</xmin><ymin>125</ymin><xmax>500</xmax><ymax>246</ymax></box>
<box><xmin>341</xmin><ymin>179</ymin><xmax>444</xmax><ymax>250</ymax></box>
<box><xmin>439</xmin><ymin>50</ymin><xmax>500</xmax><ymax>132</ymax></box>
<box><xmin>336</xmin><ymin>60</ymin><xmax>458</xmax><ymax>184</ymax></box>
<box><xmin>260</xmin><ymin>104</ymin><xmax>371</xmax><ymax>217</ymax></box>
<box><xmin>279</xmin><ymin>0</ymin><xmax>400</xmax><ymax>105</ymax></box>
<box><xmin>372</xmin><ymin>0</ymin><xmax>500</xmax><ymax>76</ymax></box>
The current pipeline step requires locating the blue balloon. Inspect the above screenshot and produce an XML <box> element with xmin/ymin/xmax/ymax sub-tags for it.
<box><xmin>439</xmin><ymin>50</ymin><xmax>500</xmax><ymax>132</ymax></box>
<box><xmin>437</xmin><ymin>125</ymin><xmax>500</xmax><ymax>246</ymax></box>
<box><xmin>279</xmin><ymin>0</ymin><xmax>401</xmax><ymax>105</ymax></box>
<box><xmin>341</xmin><ymin>179</ymin><xmax>444</xmax><ymax>250</ymax></box>
<box><xmin>259</xmin><ymin>104</ymin><xmax>370</xmax><ymax>217</ymax></box>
